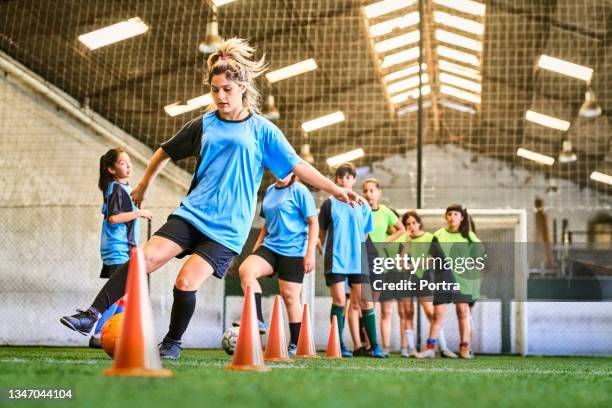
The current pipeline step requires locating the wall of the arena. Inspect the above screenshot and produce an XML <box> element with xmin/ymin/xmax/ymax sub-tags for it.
<box><xmin>0</xmin><ymin>69</ymin><xmax>227</xmax><ymax>348</ymax></box>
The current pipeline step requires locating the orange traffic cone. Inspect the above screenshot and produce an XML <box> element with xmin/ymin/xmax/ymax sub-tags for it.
<box><xmin>264</xmin><ymin>295</ymin><xmax>293</xmax><ymax>363</ymax></box>
<box><xmin>103</xmin><ymin>248</ymin><xmax>172</xmax><ymax>377</ymax></box>
<box><xmin>295</xmin><ymin>304</ymin><xmax>319</xmax><ymax>359</ymax></box>
<box><xmin>325</xmin><ymin>315</ymin><xmax>342</xmax><ymax>359</ymax></box>
<box><xmin>225</xmin><ymin>285</ymin><xmax>271</xmax><ymax>372</ymax></box>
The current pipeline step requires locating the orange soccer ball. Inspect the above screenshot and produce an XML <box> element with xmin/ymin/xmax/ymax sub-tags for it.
<box><xmin>101</xmin><ymin>313</ymin><xmax>125</xmax><ymax>358</ymax></box>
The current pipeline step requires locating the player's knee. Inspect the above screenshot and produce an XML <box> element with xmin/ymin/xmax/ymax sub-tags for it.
<box><xmin>238</xmin><ymin>264</ymin><xmax>256</xmax><ymax>281</ymax></box>
<box><xmin>175</xmin><ymin>276</ymin><xmax>193</xmax><ymax>291</ymax></box>
<box><xmin>281</xmin><ymin>291</ymin><xmax>297</xmax><ymax>307</ymax></box>
<box><xmin>143</xmin><ymin>248</ymin><xmax>162</xmax><ymax>271</ymax></box>
<box><xmin>456</xmin><ymin>304</ymin><xmax>470</xmax><ymax>320</ymax></box>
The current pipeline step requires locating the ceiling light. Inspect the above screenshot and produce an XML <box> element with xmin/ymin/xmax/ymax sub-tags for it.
<box><xmin>517</xmin><ymin>148</ymin><xmax>555</xmax><ymax>166</ymax></box>
<box><xmin>164</xmin><ymin>93</ymin><xmax>213</xmax><ymax>117</ymax></box>
<box><xmin>78</xmin><ymin>17</ymin><xmax>149</xmax><ymax>50</ymax></box>
<box><xmin>198</xmin><ymin>7</ymin><xmax>223</xmax><ymax>54</ymax></box>
<box><xmin>434</xmin><ymin>11</ymin><xmax>485</xmax><ymax>35</ymax></box>
<box><xmin>525</xmin><ymin>110</ymin><xmax>570</xmax><ymax>131</ymax></box>
<box><xmin>212</xmin><ymin>0</ymin><xmax>236</xmax><ymax>5</ymax></box>
<box><xmin>537</xmin><ymin>55</ymin><xmax>593</xmax><ymax>82</ymax></box>
<box><xmin>590</xmin><ymin>171</ymin><xmax>612</xmax><ymax>186</ymax></box>
<box><xmin>441</xmin><ymin>99</ymin><xmax>476</xmax><ymax>114</ymax></box>
<box><xmin>558</xmin><ymin>140</ymin><xmax>577</xmax><ymax>164</ymax></box>
<box><xmin>301</xmin><ymin>111</ymin><xmax>345</xmax><ymax>132</ymax></box>
<box><xmin>265</xmin><ymin>59</ymin><xmax>318</xmax><ymax>83</ymax></box>
<box><xmin>262</xmin><ymin>95</ymin><xmax>280</xmax><ymax>121</ymax></box>
<box><xmin>437</xmin><ymin>46</ymin><xmax>480</xmax><ymax>66</ymax></box>
<box><xmin>381</xmin><ymin>47</ymin><xmax>419</xmax><ymax>68</ymax></box>
<box><xmin>433</xmin><ymin>0</ymin><xmax>486</xmax><ymax>16</ymax></box>
<box><xmin>439</xmin><ymin>73</ymin><xmax>481</xmax><ymax>93</ymax></box>
<box><xmin>369</xmin><ymin>12</ymin><xmax>420</xmax><ymax>37</ymax></box>
<box><xmin>363</xmin><ymin>0</ymin><xmax>416</xmax><ymax>19</ymax></box>
<box><xmin>579</xmin><ymin>86</ymin><xmax>602</xmax><ymax>118</ymax></box>
<box><xmin>440</xmin><ymin>85</ymin><xmax>481</xmax><ymax>104</ymax></box>
<box><xmin>435</xmin><ymin>30</ymin><xmax>483</xmax><ymax>52</ymax></box>
<box><xmin>375</xmin><ymin>31</ymin><xmax>420</xmax><ymax>53</ymax></box>
<box><xmin>327</xmin><ymin>149</ymin><xmax>365</xmax><ymax>167</ymax></box>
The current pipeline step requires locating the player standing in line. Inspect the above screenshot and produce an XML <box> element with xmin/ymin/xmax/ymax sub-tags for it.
<box><xmin>415</xmin><ymin>204</ymin><xmax>483</xmax><ymax>359</ymax></box>
<box><xmin>237</xmin><ymin>173</ymin><xmax>318</xmax><ymax>356</ymax></box>
<box><xmin>89</xmin><ymin>148</ymin><xmax>153</xmax><ymax>348</ymax></box>
<box><xmin>399</xmin><ymin>211</ymin><xmax>457</xmax><ymax>358</ymax></box>
<box><xmin>60</xmin><ymin>38</ymin><xmax>362</xmax><ymax>359</ymax></box>
<box><xmin>320</xmin><ymin>163</ymin><xmax>384</xmax><ymax>358</ymax></box>
<box><xmin>362</xmin><ymin>178</ymin><xmax>405</xmax><ymax>357</ymax></box>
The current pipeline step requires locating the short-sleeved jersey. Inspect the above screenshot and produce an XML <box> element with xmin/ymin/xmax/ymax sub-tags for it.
<box><xmin>369</xmin><ymin>204</ymin><xmax>398</xmax><ymax>242</ymax></box>
<box><xmin>405</xmin><ymin>231</ymin><xmax>434</xmax><ymax>278</ymax></box>
<box><xmin>100</xmin><ymin>181</ymin><xmax>140</xmax><ymax>265</ymax></box>
<box><xmin>260</xmin><ymin>182</ymin><xmax>317</xmax><ymax>257</ymax></box>
<box><xmin>161</xmin><ymin>111</ymin><xmax>302</xmax><ymax>253</ymax></box>
<box><xmin>319</xmin><ymin>197</ymin><xmax>373</xmax><ymax>275</ymax></box>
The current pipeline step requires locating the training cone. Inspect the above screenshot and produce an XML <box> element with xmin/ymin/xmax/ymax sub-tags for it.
<box><xmin>325</xmin><ymin>315</ymin><xmax>342</xmax><ymax>359</ymax></box>
<box><xmin>264</xmin><ymin>295</ymin><xmax>293</xmax><ymax>363</ymax></box>
<box><xmin>225</xmin><ymin>285</ymin><xmax>271</xmax><ymax>372</ymax></box>
<box><xmin>103</xmin><ymin>248</ymin><xmax>172</xmax><ymax>377</ymax></box>
<box><xmin>295</xmin><ymin>304</ymin><xmax>319</xmax><ymax>359</ymax></box>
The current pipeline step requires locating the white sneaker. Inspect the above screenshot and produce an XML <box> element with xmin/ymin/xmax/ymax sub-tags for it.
<box><xmin>400</xmin><ymin>347</ymin><xmax>409</xmax><ymax>358</ymax></box>
<box><xmin>440</xmin><ymin>348</ymin><xmax>458</xmax><ymax>359</ymax></box>
<box><xmin>408</xmin><ymin>347</ymin><xmax>417</xmax><ymax>357</ymax></box>
<box><xmin>414</xmin><ymin>348</ymin><xmax>436</xmax><ymax>359</ymax></box>
<box><xmin>459</xmin><ymin>348</ymin><xmax>474</xmax><ymax>359</ymax></box>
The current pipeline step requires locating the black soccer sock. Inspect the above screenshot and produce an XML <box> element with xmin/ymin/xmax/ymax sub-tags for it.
<box><xmin>254</xmin><ymin>292</ymin><xmax>264</xmax><ymax>323</ymax></box>
<box><xmin>289</xmin><ymin>322</ymin><xmax>301</xmax><ymax>345</ymax></box>
<box><xmin>165</xmin><ymin>286</ymin><xmax>197</xmax><ymax>342</ymax></box>
<box><xmin>91</xmin><ymin>262</ymin><xmax>129</xmax><ymax>313</ymax></box>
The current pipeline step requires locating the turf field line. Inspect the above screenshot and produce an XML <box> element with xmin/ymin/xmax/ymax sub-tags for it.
<box><xmin>1</xmin><ymin>357</ymin><xmax>609</xmax><ymax>377</ymax></box>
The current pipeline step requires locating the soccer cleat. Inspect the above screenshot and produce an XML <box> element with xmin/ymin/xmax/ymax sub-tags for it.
<box><xmin>352</xmin><ymin>346</ymin><xmax>369</xmax><ymax>357</ymax></box>
<box><xmin>370</xmin><ymin>344</ymin><xmax>385</xmax><ymax>358</ymax></box>
<box><xmin>232</xmin><ymin>319</ymin><xmax>267</xmax><ymax>335</ymax></box>
<box><xmin>288</xmin><ymin>343</ymin><xmax>298</xmax><ymax>357</ymax></box>
<box><xmin>459</xmin><ymin>348</ymin><xmax>473</xmax><ymax>359</ymax></box>
<box><xmin>159</xmin><ymin>338</ymin><xmax>183</xmax><ymax>360</ymax></box>
<box><xmin>400</xmin><ymin>347</ymin><xmax>409</xmax><ymax>358</ymax></box>
<box><xmin>408</xmin><ymin>347</ymin><xmax>417</xmax><ymax>357</ymax></box>
<box><xmin>382</xmin><ymin>348</ymin><xmax>391</xmax><ymax>358</ymax></box>
<box><xmin>441</xmin><ymin>348</ymin><xmax>459</xmax><ymax>359</ymax></box>
<box><xmin>340</xmin><ymin>344</ymin><xmax>353</xmax><ymax>358</ymax></box>
<box><xmin>60</xmin><ymin>309</ymin><xmax>99</xmax><ymax>336</ymax></box>
<box><xmin>89</xmin><ymin>335</ymin><xmax>102</xmax><ymax>349</ymax></box>
<box><xmin>415</xmin><ymin>348</ymin><xmax>436</xmax><ymax>359</ymax></box>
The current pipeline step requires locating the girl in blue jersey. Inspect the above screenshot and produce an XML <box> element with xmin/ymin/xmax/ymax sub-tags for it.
<box><xmin>415</xmin><ymin>204</ymin><xmax>482</xmax><ymax>359</ymax></box>
<box><xmin>61</xmin><ymin>38</ymin><xmax>362</xmax><ymax>359</ymax></box>
<box><xmin>320</xmin><ymin>163</ymin><xmax>384</xmax><ymax>358</ymax></box>
<box><xmin>89</xmin><ymin>148</ymin><xmax>153</xmax><ymax>348</ymax></box>
<box><xmin>237</xmin><ymin>173</ymin><xmax>318</xmax><ymax>356</ymax></box>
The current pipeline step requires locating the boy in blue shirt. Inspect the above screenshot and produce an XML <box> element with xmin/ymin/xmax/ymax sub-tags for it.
<box><xmin>319</xmin><ymin>163</ymin><xmax>384</xmax><ymax>358</ymax></box>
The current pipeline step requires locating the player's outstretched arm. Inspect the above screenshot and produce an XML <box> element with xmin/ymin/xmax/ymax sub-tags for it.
<box><xmin>293</xmin><ymin>161</ymin><xmax>364</xmax><ymax>207</ymax></box>
<box><xmin>131</xmin><ymin>148</ymin><xmax>171</xmax><ymax>208</ymax></box>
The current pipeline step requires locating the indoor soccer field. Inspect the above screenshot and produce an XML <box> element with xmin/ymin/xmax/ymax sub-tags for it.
<box><xmin>1</xmin><ymin>347</ymin><xmax>610</xmax><ymax>408</ymax></box>
<box><xmin>1</xmin><ymin>0</ymin><xmax>611</xmax><ymax>407</ymax></box>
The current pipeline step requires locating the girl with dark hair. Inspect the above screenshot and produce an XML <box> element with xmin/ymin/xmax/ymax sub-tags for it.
<box><xmin>236</xmin><ymin>173</ymin><xmax>318</xmax><ymax>356</ymax></box>
<box><xmin>89</xmin><ymin>148</ymin><xmax>153</xmax><ymax>348</ymax></box>
<box><xmin>61</xmin><ymin>39</ymin><xmax>362</xmax><ymax>360</ymax></box>
<box><xmin>415</xmin><ymin>204</ymin><xmax>482</xmax><ymax>359</ymax></box>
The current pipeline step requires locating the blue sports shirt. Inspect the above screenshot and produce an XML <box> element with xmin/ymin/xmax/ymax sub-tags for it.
<box><xmin>319</xmin><ymin>196</ymin><xmax>373</xmax><ymax>275</ymax></box>
<box><xmin>260</xmin><ymin>182</ymin><xmax>317</xmax><ymax>257</ymax></box>
<box><xmin>100</xmin><ymin>181</ymin><xmax>140</xmax><ymax>265</ymax></box>
<box><xmin>161</xmin><ymin>111</ymin><xmax>302</xmax><ymax>253</ymax></box>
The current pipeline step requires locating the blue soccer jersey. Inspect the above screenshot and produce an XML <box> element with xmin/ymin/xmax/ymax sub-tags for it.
<box><xmin>260</xmin><ymin>182</ymin><xmax>317</xmax><ymax>257</ymax></box>
<box><xmin>161</xmin><ymin>111</ymin><xmax>302</xmax><ymax>253</ymax></box>
<box><xmin>100</xmin><ymin>181</ymin><xmax>140</xmax><ymax>265</ymax></box>
<box><xmin>319</xmin><ymin>197</ymin><xmax>373</xmax><ymax>275</ymax></box>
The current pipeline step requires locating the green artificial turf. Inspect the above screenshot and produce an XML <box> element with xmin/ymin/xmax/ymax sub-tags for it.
<box><xmin>0</xmin><ymin>347</ymin><xmax>610</xmax><ymax>408</ymax></box>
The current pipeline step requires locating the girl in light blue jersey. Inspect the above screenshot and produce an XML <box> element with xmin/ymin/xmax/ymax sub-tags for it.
<box><xmin>89</xmin><ymin>148</ymin><xmax>153</xmax><ymax>349</ymax></box>
<box><xmin>61</xmin><ymin>39</ymin><xmax>363</xmax><ymax>359</ymax></box>
<box><xmin>238</xmin><ymin>173</ymin><xmax>318</xmax><ymax>356</ymax></box>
